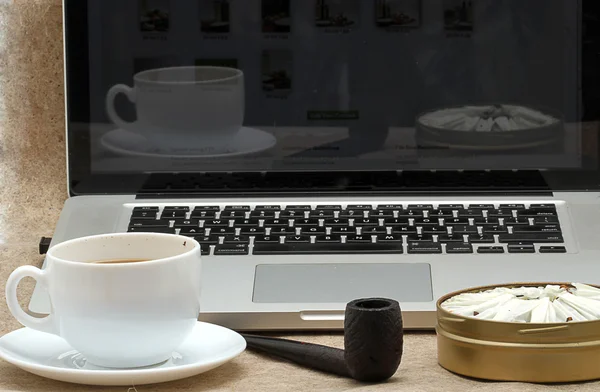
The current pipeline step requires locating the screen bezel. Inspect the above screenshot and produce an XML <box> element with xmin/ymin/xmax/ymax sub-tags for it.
<box><xmin>64</xmin><ymin>0</ymin><xmax>600</xmax><ymax>197</ymax></box>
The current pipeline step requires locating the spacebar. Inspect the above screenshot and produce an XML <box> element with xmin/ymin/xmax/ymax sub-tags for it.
<box><xmin>252</xmin><ymin>243</ymin><xmax>404</xmax><ymax>255</ymax></box>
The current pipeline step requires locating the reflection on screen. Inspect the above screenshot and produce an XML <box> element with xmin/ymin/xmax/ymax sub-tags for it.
<box><xmin>82</xmin><ymin>0</ymin><xmax>594</xmax><ymax>173</ymax></box>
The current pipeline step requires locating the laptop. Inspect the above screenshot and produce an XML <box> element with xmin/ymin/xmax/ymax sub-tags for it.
<box><xmin>29</xmin><ymin>0</ymin><xmax>600</xmax><ymax>331</ymax></box>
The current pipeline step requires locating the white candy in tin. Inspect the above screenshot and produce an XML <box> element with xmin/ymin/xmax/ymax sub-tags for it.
<box><xmin>441</xmin><ymin>283</ymin><xmax>600</xmax><ymax>323</ymax></box>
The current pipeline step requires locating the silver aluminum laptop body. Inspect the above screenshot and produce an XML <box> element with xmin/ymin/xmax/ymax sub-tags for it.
<box><xmin>30</xmin><ymin>0</ymin><xmax>600</xmax><ymax>331</ymax></box>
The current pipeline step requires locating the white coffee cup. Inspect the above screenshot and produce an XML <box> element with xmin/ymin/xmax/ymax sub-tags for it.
<box><xmin>106</xmin><ymin>66</ymin><xmax>245</xmax><ymax>150</ymax></box>
<box><xmin>5</xmin><ymin>233</ymin><xmax>202</xmax><ymax>369</ymax></box>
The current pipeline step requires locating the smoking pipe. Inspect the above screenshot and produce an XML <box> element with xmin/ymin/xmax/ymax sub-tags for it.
<box><xmin>240</xmin><ymin>298</ymin><xmax>403</xmax><ymax>382</ymax></box>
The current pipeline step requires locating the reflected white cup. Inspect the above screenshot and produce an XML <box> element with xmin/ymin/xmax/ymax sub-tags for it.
<box><xmin>5</xmin><ymin>233</ymin><xmax>202</xmax><ymax>369</ymax></box>
<box><xmin>106</xmin><ymin>66</ymin><xmax>245</xmax><ymax>149</ymax></box>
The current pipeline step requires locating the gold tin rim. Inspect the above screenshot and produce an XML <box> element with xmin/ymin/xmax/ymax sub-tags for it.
<box><xmin>436</xmin><ymin>282</ymin><xmax>600</xmax><ymax>383</ymax></box>
<box><xmin>436</xmin><ymin>282</ymin><xmax>600</xmax><ymax>343</ymax></box>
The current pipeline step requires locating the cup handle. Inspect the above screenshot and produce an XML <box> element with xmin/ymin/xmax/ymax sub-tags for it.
<box><xmin>5</xmin><ymin>266</ymin><xmax>58</xmax><ymax>335</ymax></box>
<box><xmin>106</xmin><ymin>84</ymin><xmax>136</xmax><ymax>130</ymax></box>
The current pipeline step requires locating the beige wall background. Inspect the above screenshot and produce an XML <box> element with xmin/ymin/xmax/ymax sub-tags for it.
<box><xmin>0</xmin><ymin>1</ymin><xmax>66</xmax><ymax>246</ymax></box>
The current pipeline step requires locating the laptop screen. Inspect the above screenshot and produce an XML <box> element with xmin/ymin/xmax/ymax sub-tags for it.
<box><xmin>64</xmin><ymin>0</ymin><xmax>600</xmax><ymax>195</ymax></box>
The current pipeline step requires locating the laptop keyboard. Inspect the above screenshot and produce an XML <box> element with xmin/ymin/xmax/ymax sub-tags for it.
<box><xmin>127</xmin><ymin>204</ymin><xmax>566</xmax><ymax>256</ymax></box>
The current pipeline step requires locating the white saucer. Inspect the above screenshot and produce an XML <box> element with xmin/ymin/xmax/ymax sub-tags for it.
<box><xmin>0</xmin><ymin>322</ymin><xmax>246</xmax><ymax>386</ymax></box>
<box><xmin>100</xmin><ymin>127</ymin><xmax>276</xmax><ymax>159</ymax></box>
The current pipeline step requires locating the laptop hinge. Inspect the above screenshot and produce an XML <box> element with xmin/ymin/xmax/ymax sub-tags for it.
<box><xmin>133</xmin><ymin>170</ymin><xmax>554</xmax><ymax>199</ymax></box>
<box><xmin>134</xmin><ymin>190</ymin><xmax>554</xmax><ymax>199</ymax></box>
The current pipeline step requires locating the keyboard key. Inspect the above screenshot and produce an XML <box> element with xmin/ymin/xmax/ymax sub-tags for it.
<box><xmin>421</xmin><ymin>226</ymin><xmax>447</xmax><ymax>235</ymax></box>
<box><xmin>487</xmin><ymin>209</ymin><xmax>514</xmax><ymax>219</ymax></box>
<box><xmin>408</xmin><ymin>204</ymin><xmax>433</xmax><ymax>210</ymax></box>
<box><xmin>451</xmin><ymin>225</ymin><xmax>478</xmax><ymax>234</ymax></box>
<box><xmin>285</xmin><ymin>205</ymin><xmax>312</xmax><ymax>211</ymax></box>
<box><xmin>478</xmin><ymin>246</ymin><xmax>505</xmax><ymax>254</ymax></box>
<box><xmin>131</xmin><ymin>210</ymin><xmax>158</xmax><ymax>220</ymax></box>
<box><xmin>129</xmin><ymin>219</ymin><xmax>170</xmax><ymax>228</ymax></box>
<box><xmin>203</xmin><ymin>220</ymin><xmax>229</xmax><ymax>228</ymax></box>
<box><xmin>173</xmin><ymin>220</ymin><xmax>200</xmax><ymax>228</ymax></box>
<box><xmin>482</xmin><ymin>225</ymin><xmax>509</xmax><ymax>234</ymax></box>
<box><xmin>194</xmin><ymin>235</ymin><xmax>220</xmax><ymax>245</ymax></box>
<box><xmin>397</xmin><ymin>210</ymin><xmax>425</xmax><ymax>218</ymax></box>
<box><xmin>368</xmin><ymin>210</ymin><xmax>395</xmax><ymax>218</ymax></box>
<box><xmin>223</xmin><ymin>235</ymin><xmax>250</xmax><ymax>244</ymax></box>
<box><xmin>270</xmin><ymin>227</ymin><xmax>297</xmax><ymax>236</ymax></box>
<box><xmin>252</xmin><ymin>243</ymin><xmax>404</xmax><ymax>255</ymax></box>
<box><xmin>163</xmin><ymin>206</ymin><xmax>190</xmax><ymax>212</ymax></box>
<box><xmin>499</xmin><ymin>233</ymin><xmax>564</xmax><ymax>243</ymax></box>
<box><xmin>263</xmin><ymin>219</ymin><xmax>290</xmax><ymax>228</ymax></box>
<box><xmin>220</xmin><ymin>210</ymin><xmax>247</xmax><ymax>219</ymax></box>
<box><xmin>339</xmin><ymin>210</ymin><xmax>364</xmax><ymax>218</ymax></box>
<box><xmin>456</xmin><ymin>209</ymin><xmax>484</xmax><ymax>218</ymax></box>
<box><xmin>316</xmin><ymin>235</ymin><xmax>342</xmax><ymax>243</ymax></box>
<box><xmin>438</xmin><ymin>204</ymin><xmax>464</xmax><ymax>209</ymax></box>
<box><xmin>376</xmin><ymin>234</ymin><xmax>403</xmax><ymax>243</ymax></box>
<box><xmin>512</xmin><ymin>225</ymin><xmax>561</xmax><ymax>233</ymax></box>
<box><xmin>533</xmin><ymin>216</ymin><xmax>559</xmax><ymax>224</ymax></box>
<box><xmin>294</xmin><ymin>219</ymin><xmax>320</xmax><ymax>228</ymax></box>
<box><xmin>445</xmin><ymin>243</ymin><xmax>473</xmax><ymax>254</ymax></box>
<box><xmin>377</xmin><ymin>204</ymin><xmax>404</xmax><ymax>210</ymax></box>
<box><xmin>310</xmin><ymin>210</ymin><xmax>336</xmax><ymax>219</ymax></box>
<box><xmin>127</xmin><ymin>227</ymin><xmax>176</xmax><ymax>234</ymax></box>
<box><xmin>383</xmin><ymin>218</ymin><xmax>410</xmax><ymax>227</ymax></box>
<box><xmin>280</xmin><ymin>210</ymin><xmax>305</xmax><ymax>219</ymax></box>
<box><xmin>316</xmin><ymin>205</ymin><xmax>342</xmax><ymax>210</ymax></box>
<box><xmin>437</xmin><ymin>234</ymin><xmax>466</xmax><ymax>243</ymax></box>
<box><xmin>517</xmin><ymin>209</ymin><xmax>557</xmax><ymax>218</ymax></box>
<box><xmin>255</xmin><ymin>235</ymin><xmax>279</xmax><ymax>243</ymax></box>
<box><xmin>255</xmin><ymin>205</ymin><xmax>281</xmax><ymax>211</ymax></box>
<box><xmin>444</xmin><ymin>218</ymin><xmax>470</xmax><ymax>226</ymax></box>
<box><xmin>529</xmin><ymin>204</ymin><xmax>557</xmax><ymax>210</ymax></box>
<box><xmin>468</xmin><ymin>234</ymin><xmax>495</xmax><ymax>243</ymax></box>
<box><xmin>428</xmin><ymin>210</ymin><xmax>454</xmax><ymax>218</ymax></box>
<box><xmin>198</xmin><ymin>247</ymin><xmax>211</xmax><ymax>256</ymax></box>
<box><xmin>193</xmin><ymin>206</ymin><xmax>220</xmax><ymax>212</ymax></box>
<box><xmin>210</xmin><ymin>227</ymin><xmax>237</xmax><ymax>236</ymax></box>
<box><xmin>328</xmin><ymin>226</ymin><xmax>353</xmax><ymax>234</ymax></box>
<box><xmin>346</xmin><ymin>235</ymin><xmax>372</xmax><ymax>243</ymax></box>
<box><xmin>300</xmin><ymin>227</ymin><xmax>326</xmax><ymax>235</ymax></box>
<box><xmin>214</xmin><ymin>244</ymin><xmax>249</xmax><ymax>256</ymax></box>
<box><xmin>250</xmin><ymin>210</ymin><xmax>277</xmax><ymax>219</ymax></box>
<box><xmin>353</xmin><ymin>218</ymin><xmax>379</xmax><ymax>227</ymax></box>
<box><xmin>161</xmin><ymin>210</ymin><xmax>187</xmax><ymax>219</ymax></box>
<box><xmin>499</xmin><ymin>204</ymin><xmax>525</xmax><ymax>210</ymax></box>
<box><xmin>406</xmin><ymin>234</ymin><xmax>434</xmax><ymax>243</ymax></box>
<box><xmin>240</xmin><ymin>227</ymin><xmax>266</xmax><ymax>236</ymax></box>
<box><xmin>224</xmin><ymin>206</ymin><xmax>251</xmax><ymax>211</ymax></box>
<box><xmin>231</xmin><ymin>219</ymin><xmax>260</xmax><ymax>228</ymax></box>
<box><xmin>133</xmin><ymin>206</ymin><xmax>159</xmax><ymax>212</ymax></box>
<box><xmin>324</xmin><ymin>218</ymin><xmax>350</xmax><ymax>227</ymax></box>
<box><xmin>347</xmin><ymin>205</ymin><xmax>373</xmax><ymax>210</ymax></box>
<box><xmin>504</xmin><ymin>217</ymin><xmax>531</xmax><ymax>226</ymax></box>
<box><xmin>408</xmin><ymin>242</ymin><xmax>442</xmax><ymax>254</ymax></box>
<box><xmin>391</xmin><ymin>226</ymin><xmax>418</xmax><ymax>235</ymax></box>
<box><xmin>507</xmin><ymin>243</ymin><xmax>535</xmax><ymax>254</ymax></box>
<box><xmin>285</xmin><ymin>235</ymin><xmax>311</xmax><ymax>244</ymax></box>
<box><xmin>474</xmin><ymin>217</ymin><xmax>500</xmax><ymax>226</ymax></box>
<box><xmin>469</xmin><ymin>204</ymin><xmax>495</xmax><ymax>210</ymax></box>
<box><xmin>539</xmin><ymin>246</ymin><xmax>567</xmax><ymax>254</ymax></box>
<box><xmin>413</xmin><ymin>218</ymin><xmax>440</xmax><ymax>227</ymax></box>
<box><xmin>360</xmin><ymin>227</ymin><xmax>388</xmax><ymax>235</ymax></box>
<box><xmin>191</xmin><ymin>210</ymin><xmax>217</xmax><ymax>219</ymax></box>
<box><xmin>178</xmin><ymin>227</ymin><xmax>203</xmax><ymax>236</ymax></box>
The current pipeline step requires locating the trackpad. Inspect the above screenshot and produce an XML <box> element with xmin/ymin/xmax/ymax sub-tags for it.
<box><xmin>253</xmin><ymin>263</ymin><xmax>432</xmax><ymax>303</ymax></box>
